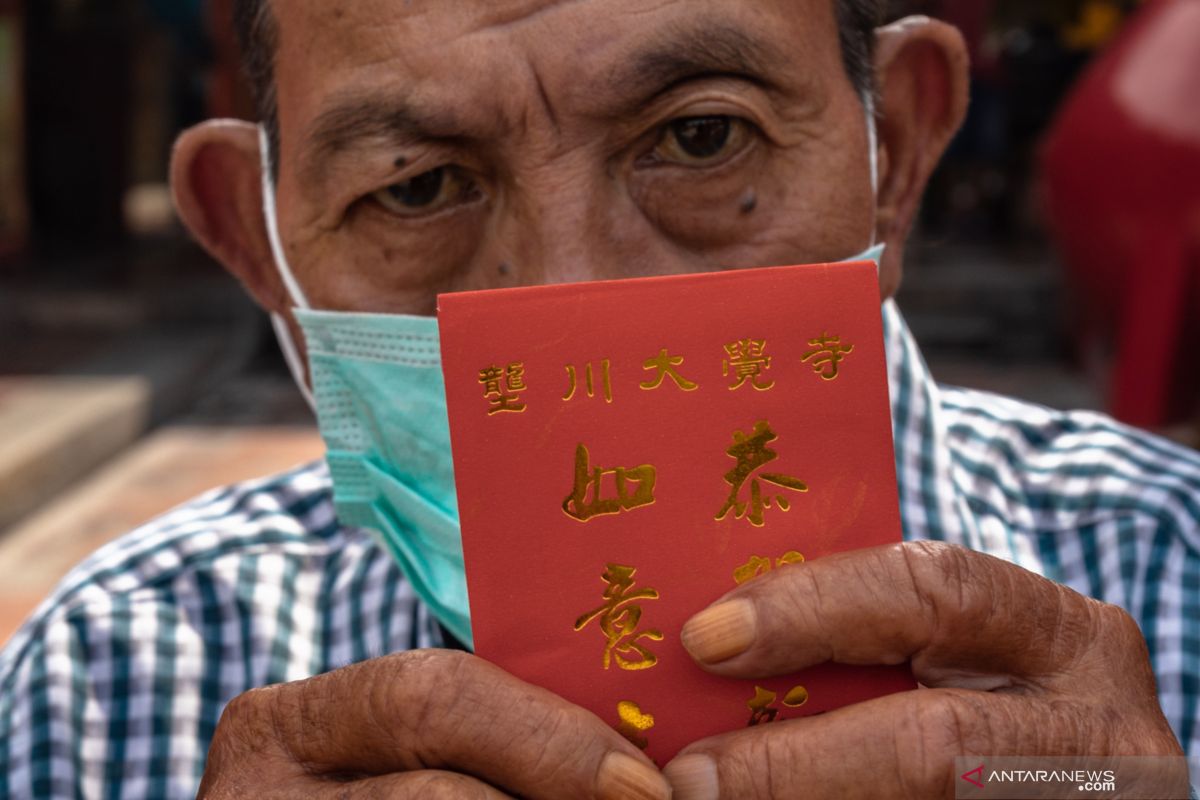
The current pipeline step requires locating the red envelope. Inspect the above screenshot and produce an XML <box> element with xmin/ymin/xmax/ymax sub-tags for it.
<box><xmin>438</xmin><ymin>261</ymin><xmax>915</xmax><ymax>764</ymax></box>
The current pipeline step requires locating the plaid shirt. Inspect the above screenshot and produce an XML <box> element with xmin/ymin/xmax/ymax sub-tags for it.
<box><xmin>3</xmin><ymin>300</ymin><xmax>1198</xmax><ymax>798</ymax></box>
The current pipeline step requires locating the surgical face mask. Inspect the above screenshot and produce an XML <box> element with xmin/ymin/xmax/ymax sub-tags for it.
<box><xmin>259</xmin><ymin>95</ymin><xmax>884</xmax><ymax>649</ymax></box>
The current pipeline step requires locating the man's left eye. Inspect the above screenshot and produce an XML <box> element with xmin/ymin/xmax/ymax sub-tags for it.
<box><xmin>649</xmin><ymin>116</ymin><xmax>752</xmax><ymax>166</ymax></box>
<box><xmin>371</xmin><ymin>166</ymin><xmax>479</xmax><ymax>217</ymax></box>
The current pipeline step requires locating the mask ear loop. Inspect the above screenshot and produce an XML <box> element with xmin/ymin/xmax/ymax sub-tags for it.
<box><xmin>864</xmin><ymin>90</ymin><xmax>881</xmax><ymax>250</ymax></box>
<box><xmin>865</xmin><ymin>91</ymin><xmax>879</xmax><ymax>199</ymax></box>
<box><xmin>259</xmin><ymin>125</ymin><xmax>318</xmax><ymax>412</ymax></box>
<box><xmin>271</xmin><ymin>314</ymin><xmax>316</xmax><ymax>412</ymax></box>
<box><xmin>862</xmin><ymin>90</ymin><xmax>886</xmax><ymax>271</ymax></box>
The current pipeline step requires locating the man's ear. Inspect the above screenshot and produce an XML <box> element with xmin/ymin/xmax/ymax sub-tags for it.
<box><xmin>872</xmin><ymin>16</ymin><xmax>970</xmax><ymax>299</ymax></box>
<box><xmin>170</xmin><ymin>120</ymin><xmax>288</xmax><ymax>314</ymax></box>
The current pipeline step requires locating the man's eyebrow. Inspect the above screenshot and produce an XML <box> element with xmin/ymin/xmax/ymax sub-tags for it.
<box><xmin>300</xmin><ymin>23</ymin><xmax>789</xmax><ymax>174</ymax></box>
<box><xmin>301</xmin><ymin>93</ymin><xmax>456</xmax><ymax>175</ymax></box>
<box><xmin>607</xmin><ymin>24</ymin><xmax>788</xmax><ymax>109</ymax></box>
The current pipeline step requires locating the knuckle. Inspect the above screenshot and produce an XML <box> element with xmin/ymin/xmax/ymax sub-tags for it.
<box><xmin>403</xmin><ymin>771</ymin><xmax>494</xmax><ymax>799</ymax></box>
<box><xmin>714</xmin><ymin>721</ymin><xmax>840</xmax><ymax>800</ymax></box>
<box><xmin>1041</xmin><ymin>697</ymin><xmax>1112</xmax><ymax>754</ymax></box>
<box><xmin>719</xmin><ymin>736</ymin><xmax>784</xmax><ymax>800</ymax></box>
<box><xmin>388</xmin><ymin>649</ymin><xmax>591</xmax><ymax>774</ymax></box>
<box><xmin>286</xmin><ymin>673</ymin><xmax>348</xmax><ymax>770</ymax></box>
<box><xmin>366</xmin><ymin>649</ymin><xmax>533</xmax><ymax>769</ymax></box>
<box><xmin>383</xmin><ymin>649</ymin><xmax>472</xmax><ymax>704</ymax></box>
<box><xmin>1044</xmin><ymin>694</ymin><xmax>1182</xmax><ymax>757</ymax></box>
<box><xmin>1082</xmin><ymin>600</ymin><xmax>1157</xmax><ymax>684</ymax></box>
<box><xmin>1092</xmin><ymin>601</ymin><xmax>1143</xmax><ymax>648</ymax></box>
<box><xmin>904</xmin><ymin>541</ymin><xmax>976</xmax><ymax>595</ymax></box>
<box><xmin>902</xmin><ymin>695</ymin><xmax>955</xmax><ymax>796</ymax></box>
<box><xmin>218</xmin><ymin>685</ymin><xmax>270</xmax><ymax>731</ymax></box>
<box><xmin>366</xmin><ymin>650</ymin><xmax>472</xmax><ymax>753</ymax></box>
<box><xmin>775</xmin><ymin>566</ymin><xmax>836</xmax><ymax>659</ymax></box>
<box><xmin>899</xmin><ymin>691</ymin><xmax>1007</xmax><ymax>795</ymax></box>
<box><xmin>217</xmin><ymin>686</ymin><xmax>282</xmax><ymax>754</ymax></box>
<box><xmin>898</xmin><ymin>541</ymin><xmax>983</xmax><ymax>629</ymax></box>
<box><xmin>906</xmin><ymin>693</ymin><xmax>980</xmax><ymax>776</ymax></box>
<box><xmin>200</xmin><ymin>686</ymin><xmax>290</xmax><ymax>794</ymax></box>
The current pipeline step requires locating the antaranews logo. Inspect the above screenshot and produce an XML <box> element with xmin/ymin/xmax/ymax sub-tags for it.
<box><xmin>961</xmin><ymin>764</ymin><xmax>1116</xmax><ymax>791</ymax></box>
<box><xmin>953</xmin><ymin>756</ymin><xmax>1190</xmax><ymax>799</ymax></box>
<box><xmin>961</xmin><ymin>764</ymin><xmax>985</xmax><ymax>789</ymax></box>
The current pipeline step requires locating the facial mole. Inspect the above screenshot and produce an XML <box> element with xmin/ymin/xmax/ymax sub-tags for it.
<box><xmin>739</xmin><ymin>190</ymin><xmax>757</xmax><ymax>215</ymax></box>
<box><xmin>497</xmin><ymin>262</ymin><xmax>511</xmax><ymax>277</ymax></box>
<box><xmin>394</xmin><ymin>156</ymin><xmax>407</xmax><ymax>169</ymax></box>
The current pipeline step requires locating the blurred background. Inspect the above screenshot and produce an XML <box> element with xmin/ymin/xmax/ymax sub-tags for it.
<box><xmin>0</xmin><ymin>0</ymin><xmax>1197</xmax><ymax>641</ymax></box>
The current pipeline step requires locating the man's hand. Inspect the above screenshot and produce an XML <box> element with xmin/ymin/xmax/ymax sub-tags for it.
<box><xmin>664</xmin><ymin>541</ymin><xmax>1186</xmax><ymax>799</ymax></box>
<box><xmin>197</xmin><ymin>649</ymin><xmax>670</xmax><ymax>799</ymax></box>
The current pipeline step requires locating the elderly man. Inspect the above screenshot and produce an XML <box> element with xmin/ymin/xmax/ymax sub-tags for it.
<box><xmin>2</xmin><ymin>0</ymin><xmax>1198</xmax><ymax>797</ymax></box>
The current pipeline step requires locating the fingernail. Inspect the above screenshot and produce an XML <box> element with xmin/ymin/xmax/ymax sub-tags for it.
<box><xmin>597</xmin><ymin>751</ymin><xmax>671</xmax><ymax>800</ymax></box>
<box><xmin>664</xmin><ymin>753</ymin><xmax>719</xmax><ymax>800</ymax></box>
<box><xmin>680</xmin><ymin>599</ymin><xmax>756</xmax><ymax>664</ymax></box>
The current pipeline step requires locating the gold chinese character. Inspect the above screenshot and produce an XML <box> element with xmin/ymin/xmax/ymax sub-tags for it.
<box><xmin>563</xmin><ymin>444</ymin><xmax>656</xmax><ymax>522</ymax></box>
<box><xmin>478</xmin><ymin>363</ymin><xmax>527</xmax><ymax>415</ymax></box>
<box><xmin>733</xmin><ymin>555</ymin><xmax>772</xmax><ymax>585</ymax></box>
<box><xmin>563</xmin><ymin>360</ymin><xmax>613</xmax><ymax>403</ymax></box>
<box><xmin>505</xmin><ymin>362</ymin><xmax>527</xmax><ymax>391</ymax></box>
<box><xmin>746</xmin><ymin>685</ymin><xmax>809</xmax><ymax>727</ymax></box>
<box><xmin>616</xmin><ymin>700</ymin><xmax>655</xmax><ymax>750</ymax></box>
<box><xmin>722</xmin><ymin>339</ymin><xmax>775</xmax><ymax>391</ymax></box>
<box><xmin>801</xmin><ymin>333</ymin><xmax>854</xmax><ymax>380</ymax></box>
<box><xmin>641</xmin><ymin>349</ymin><xmax>698</xmax><ymax>392</ymax></box>
<box><xmin>574</xmin><ymin>564</ymin><xmax>663</xmax><ymax>670</ymax></box>
<box><xmin>747</xmin><ymin>686</ymin><xmax>779</xmax><ymax>725</ymax></box>
<box><xmin>783</xmin><ymin>685</ymin><xmax>809</xmax><ymax>707</ymax></box>
<box><xmin>777</xmin><ymin>550</ymin><xmax>805</xmax><ymax>566</ymax></box>
<box><xmin>733</xmin><ymin>550</ymin><xmax>806</xmax><ymax>584</ymax></box>
<box><xmin>715</xmin><ymin>421</ymin><xmax>808</xmax><ymax>527</ymax></box>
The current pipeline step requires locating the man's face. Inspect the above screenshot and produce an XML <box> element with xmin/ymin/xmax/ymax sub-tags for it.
<box><xmin>268</xmin><ymin>0</ymin><xmax>878</xmax><ymax>315</ymax></box>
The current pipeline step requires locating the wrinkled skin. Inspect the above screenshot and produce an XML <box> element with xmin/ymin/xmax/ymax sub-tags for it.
<box><xmin>171</xmin><ymin>1</ymin><xmax>1185</xmax><ymax>797</ymax></box>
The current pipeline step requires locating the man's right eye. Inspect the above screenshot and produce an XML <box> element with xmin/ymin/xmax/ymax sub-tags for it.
<box><xmin>642</xmin><ymin>115</ymin><xmax>753</xmax><ymax>169</ymax></box>
<box><xmin>371</xmin><ymin>166</ymin><xmax>478</xmax><ymax>217</ymax></box>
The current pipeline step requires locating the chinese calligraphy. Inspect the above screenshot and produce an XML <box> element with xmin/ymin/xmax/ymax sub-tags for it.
<box><xmin>641</xmin><ymin>349</ymin><xmax>699</xmax><ymax>392</ymax></box>
<box><xmin>574</xmin><ymin>564</ymin><xmax>663</xmax><ymax>670</ymax></box>
<box><xmin>615</xmin><ymin>700</ymin><xmax>655</xmax><ymax>750</ymax></box>
<box><xmin>801</xmin><ymin>333</ymin><xmax>854</xmax><ymax>380</ymax></box>
<box><xmin>733</xmin><ymin>550</ymin><xmax>806</xmax><ymax>585</ymax></box>
<box><xmin>563</xmin><ymin>444</ymin><xmax>657</xmax><ymax>522</ymax></box>
<box><xmin>477</xmin><ymin>332</ymin><xmax>856</xmax><ymax>409</ymax></box>
<box><xmin>478</xmin><ymin>363</ymin><xmax>527</xmax><ymax>415</ymax></box>
<box><xmin>746</xmin><ymin>685</ymin><xmax>809</xmax><ymax>726</ymax></box>
<box><xmin>564</xmin><ymin>360</ymin><xmax>613</xmax><ymax>403</ymax></box>
<box><xmin>715</xmin><ymin>421</ymin><xmax>808</xmax><ymax>527</ymax></box>
<box><xmin>722</xmin><ymin>339</ymin><xmax>775</xmax><ymax>391</ymax></box>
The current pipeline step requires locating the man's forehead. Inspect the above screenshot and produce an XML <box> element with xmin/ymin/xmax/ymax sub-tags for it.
<box><xmin>282</xmin><ymin>0</ymin><xmax>591</xmax><ymax>33</ymax></box>
<box><xmin>275</xmin><ymin>0</ymin><xmax>639</xmax><ymax>66</ymax></box>
<box><xmin>272</xmin><ymin>0</ymin><xmax>834</xmax><ymax>90</ymax></box>
<box><xmin>270</xmin><ymin>0</ymin><xmax>842</xmax><ymax>175</ymax></box>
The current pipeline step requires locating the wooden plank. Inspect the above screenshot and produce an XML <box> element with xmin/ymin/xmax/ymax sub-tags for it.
<box><xmin>0</xmin><ymin>376</ymin><xmax>151</xmax><ymax>530</ymax></box>
<box><xmin>0</xmin><ymin>425</ymin><xmax>325</xmax><ymax>644</ymax></box>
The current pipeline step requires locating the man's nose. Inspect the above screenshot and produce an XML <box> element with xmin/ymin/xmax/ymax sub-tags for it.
<box><xmin>477</xmin><ymin>165</ymin><xmax>683</xmax><ymax>288</ymax></box>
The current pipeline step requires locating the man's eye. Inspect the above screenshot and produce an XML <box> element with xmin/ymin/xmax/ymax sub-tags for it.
<box><xmin>651</xmin><ymin>116</ymin><xmax>751</xmax><ymax>166</ymax></box>
<box><xmin>371</xmin><ymin>166</ymin><xmax>477</xmax><ymax>217</ymax></box>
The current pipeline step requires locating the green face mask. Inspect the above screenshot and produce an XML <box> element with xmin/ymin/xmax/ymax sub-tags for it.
<box><xmin>258</xmin><ymin>127</ymin><xmax>884</xmax><ymax>652</ymax></box>
<box><xmin>295</xmin><ymin>308</ymin><xmax>471</xmax><ymax>647</ymax></box>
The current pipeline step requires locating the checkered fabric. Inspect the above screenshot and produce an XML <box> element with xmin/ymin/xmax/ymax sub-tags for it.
<box><xmin>2</xmin><ymin>300</ymin><xmax>1198</xmax><ymax>797</ymax></box>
